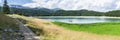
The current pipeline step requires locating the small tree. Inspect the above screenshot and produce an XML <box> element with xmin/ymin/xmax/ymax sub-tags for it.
<box><xmin>1</xmin><ymin>0</ymin><xmax>10</xmax><ymax>14</ymax></box>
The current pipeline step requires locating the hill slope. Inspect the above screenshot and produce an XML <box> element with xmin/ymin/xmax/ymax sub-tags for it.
<box><xmin>0</xmin><ymin>14</ymin><xmax>20</xmax><ymax>40</ymax></box>
<box><xmin>0</xmin><ymin>14</ymin><xmax>19</xmax><ymax>30</ymax></box>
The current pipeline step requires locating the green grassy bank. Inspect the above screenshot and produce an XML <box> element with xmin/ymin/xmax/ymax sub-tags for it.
<box><xmin>53</xmin><ymin>22</ymin><xmax>120</xmax><ymax>36</ymax></box>
<box><xmin>0</xmin><ymin>14</ymin><xmax>19</xmax><ymax>30</ymax></box>
<box><xmin>0</xmin><ymin>14</ymin><xmax>19</xmax><ymax>40</ymax></box>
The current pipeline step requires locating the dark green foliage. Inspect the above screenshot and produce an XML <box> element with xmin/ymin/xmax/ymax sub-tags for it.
<box><xmin>105</xmin><ymin>10</ymin><xmax>120</xmax><ymax>17</ymax></box>
<box><xmin>53</xmin><ymin>10</ymin><xmax>104</xmax><ymax>16</ymax></box>
<box><xmin>1</xmin><ymin>4</ymin><xmax>120</xmax><ymax>16</ymax></box>
<box><xmin>9</xmin><ymin>8</ymin><xmax>120</xmax><ymax>16</ymax></box>
<box><xmin>1</xmin><ymin>0</ymin><xmax>10</xmax><ymax>14</ymax></box>
<box><xmin>10</xmin><ymin>7</ymin><xmax>51</xmax><ymax>16</ymax></box>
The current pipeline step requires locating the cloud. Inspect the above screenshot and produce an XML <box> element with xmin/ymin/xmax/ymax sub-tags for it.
<box><xmin>0</xmin><ymin>0</ymin><xmax>2</xmax><ymax>3</ymax></box>
<box><xmin>116</xmin><ymin>0</ymin><xmax>120</xmax><ymax>9</ymax></box>
<box><xmin>23</xmin><ymin>0</ymin><xmax>120</xmax><ymax>12</ymax></box>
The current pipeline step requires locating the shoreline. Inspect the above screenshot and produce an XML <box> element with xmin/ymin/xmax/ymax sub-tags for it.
<box><xmin>8</xmin><ymin>14</ymin><xmax>120</xmax><ymax>40</ymax></box>
<box><xmin>33</xmin><ymin>16</ymin><xmax>120</xmax><ymax>19</ymax></box>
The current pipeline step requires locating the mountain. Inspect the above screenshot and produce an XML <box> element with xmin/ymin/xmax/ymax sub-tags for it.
<box><xmin>52</xmin><ymin>9</ymin><xmax>104</xmax><ymax>16</ymax></box>
<box><xmin>9</xmin><ymin>5</ymin><xmax>65</xmax><ymax>13</ymax></box>
<box><xmin>10</xmin><ymin>5</ymin><xmax>54</xmax><ymax>13</ymax></box>
<box><xmin>33</xmin><ymin>8</ymin><xmax>53</xmax><ymax>13</ymax></box>
<box><xmin>1</xmin><ymin>5</ymin><xmax>120</xmax><ymax>17</ymax></box>
<box><xmin>10</xmin><ymin>5</ymin><xmax>29</xmax><ymax>8</ymax></box>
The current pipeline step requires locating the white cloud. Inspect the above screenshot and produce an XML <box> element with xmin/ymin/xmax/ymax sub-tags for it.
<box><xmin>116</xmin><ymin>1</ymin><xmax>120</xmax><ymax>9</ymax></box>
<box><xmin>0</xmin><ymin>0</ymin><xmax>2</xmax><ymax>3</ymax></box>
<box><xmin>23</xmin><ymin>0</ymin><xmax>119</xmax><ymax>12</ymax></box>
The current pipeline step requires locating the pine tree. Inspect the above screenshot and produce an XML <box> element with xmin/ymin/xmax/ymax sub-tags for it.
<box><xmin>1</xmin><ymin>0</ymin><xmax>10</xmax><ymax>14</ymax></box>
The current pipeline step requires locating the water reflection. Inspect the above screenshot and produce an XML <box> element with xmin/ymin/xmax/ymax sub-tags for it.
<box><xmin>42</xmin><ymin>18</ymin><xmax>120</xmax><ymax>24</ymax></box>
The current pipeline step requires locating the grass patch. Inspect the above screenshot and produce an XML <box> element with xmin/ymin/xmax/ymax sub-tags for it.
<box><xmin>0</xmin><ymin>14</ymin><xmax>19</xmax><ymax>30</ymax></box>
<box><xmin>0</xmin><ymin>14</ymin><xmax>20</xmax><ymax>40</ymax></box>
<box><xmin>26</xmin><ymin>24</ymin><xmax>44</xmax><ymax>36</ymax></box>
<box><xmin>53</xmin><ymin>22</ymin><xmax>120</xmax><ymax>36</ymax></box>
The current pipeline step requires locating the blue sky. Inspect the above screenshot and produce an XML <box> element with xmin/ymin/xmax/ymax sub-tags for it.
<box><xmin>0</xmin><ymin>0</ymin><xmax>32</xmax><ymax>5</ymax></box>
<box><xmin>1</xmin><ymin>0</ymin><xmax>120</xmax><ymax>12</ymax></box>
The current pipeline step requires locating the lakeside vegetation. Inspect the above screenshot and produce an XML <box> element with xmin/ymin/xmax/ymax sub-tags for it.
<box><xmin>8</xmin><ymin>14</ymin><xmax>59</xmax><ymax>40</ymax></box>
<box><xmin>53</xmin><ymin>22</ymin><xmax>120</xmax><ymax>36</ymax></box>
<box><xmin>8</xmin><ymin>14</ymin><xmax>120</xmax><ymax>40</ymax></box>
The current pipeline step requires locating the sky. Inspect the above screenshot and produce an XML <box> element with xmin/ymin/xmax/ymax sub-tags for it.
<box><xmin>0</xmin><ymin>0</ymin><xmax>120</xmax><ymax>12</ymax></box>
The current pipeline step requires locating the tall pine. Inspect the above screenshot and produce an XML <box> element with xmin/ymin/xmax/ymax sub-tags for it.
<box><xmin>2</xmin><ymin>0</ymin><xmax>10</xmax><ymax>14</ymax></box>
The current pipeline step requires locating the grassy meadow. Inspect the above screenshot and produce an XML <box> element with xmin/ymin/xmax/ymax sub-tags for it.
<box><xmin>8</xmin><ymin>14</ymin><xmax>120</xmax><ymax>40</ymax></box>
<box><xmin>53</xmin><ymin>22</ymin><xmax>120</xmax><ymax>36</ymax></box>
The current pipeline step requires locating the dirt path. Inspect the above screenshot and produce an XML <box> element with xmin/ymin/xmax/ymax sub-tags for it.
<box><xmin>16</xmin><ymin>19</ymin><xmax>40</xmax><ymax>40</ymax></box>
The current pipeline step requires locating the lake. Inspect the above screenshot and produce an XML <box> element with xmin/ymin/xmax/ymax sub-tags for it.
<box><xmin>35</xmin><ymin>16</ymin><xmax>120</xmax><ymax>24</ymax></box>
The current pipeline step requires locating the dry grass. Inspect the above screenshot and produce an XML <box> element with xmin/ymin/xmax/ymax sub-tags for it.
<box><xmin>8</xmin><ymin>14</ymin><xmax>120</xmax><ymax>40</ymax></box>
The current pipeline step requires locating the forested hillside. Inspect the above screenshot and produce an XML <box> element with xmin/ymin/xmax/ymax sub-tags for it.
<box><xmin>0</xmin><ymin>7</ymin><xmax>52</xmax><ymax>16</ymax></box>
<box><xmin>1</xmin><ymin>7</ymin><xmax>120</xmax><ymax>17</ymax></box>
<box><xmin>105</xmin><ymin>10</ymin><xmax>120</xmax><ymax>17</ymax></box>
<box><xmin>11</xmin><ymin>7</ymin><xmax>52</xmax><ymax>16</ymax></box>
<box><xmin>52</xmin><ymin>10</ymin><xmax>104</xmax><ymax>16</ymax></box>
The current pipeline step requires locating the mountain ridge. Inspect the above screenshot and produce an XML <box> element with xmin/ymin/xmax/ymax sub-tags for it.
<box><xmin>0</xmin><ymin>5</ymin><xmax>120</xmax><ymax>17</ymax></box>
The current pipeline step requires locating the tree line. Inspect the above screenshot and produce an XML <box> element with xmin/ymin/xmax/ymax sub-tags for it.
<box><xmin>1</xmin><ymin>0</ymin><xmax>120</xmax><ymax>17</ymax></box>
<box><xmin>1</xmin><ymin>6</ymin><xmax>120</xmax><ymax>17</ymax></box>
